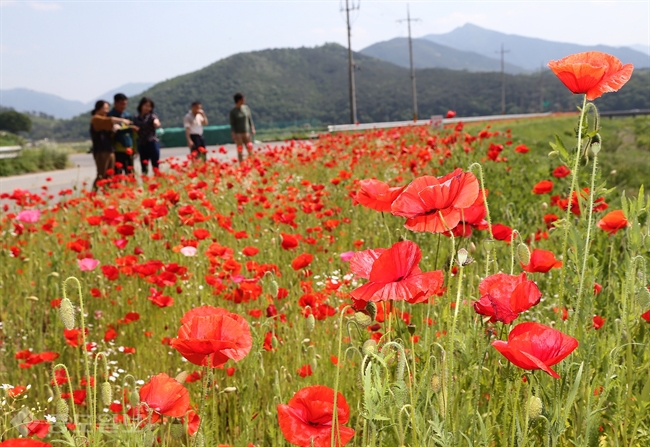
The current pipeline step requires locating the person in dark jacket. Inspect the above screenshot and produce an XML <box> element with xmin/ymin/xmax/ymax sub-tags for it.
<box><xmin>108</xmin><ymin>93</ymin><xmax>138</xmax><ymax>175</ymax></box>
<box><xmin>133</xmin><ymin>97</ymin><xmax>162</xmax><ymax>175</ymax></box>
<box><xmin>89</xmin><ymin>100</ymin><xmax>131</xmax><ymax>190</ymax></box>
<box><xmin>229</xmin><ymin>92</ymin><xmax>256</xmax><ymax>162</ymax></box>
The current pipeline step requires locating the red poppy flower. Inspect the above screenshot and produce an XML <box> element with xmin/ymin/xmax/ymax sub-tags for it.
<box><xmin>592</xmin><ymin>315</ymin><xmax>605</xmax><ymax>330</ymax></box>
<box><xmin>277</xmin><ymin>385</ymin><xmax>355</xmax><ymax>447</ymax></box>
<box><xmin>642</xmin><ymin>309</ymin><xmax>650</xmax><ymax>323</ymax></box>
<box><xmin>491</xmin><ymin>223</ymin><xmax>514</xmax><ymax>242</ymax></box>
<box><xmin>473</xmin><ymin>273</ymin><xmax>542</xmax><ymax>324</ymax></box>
<box><xmin>532</xmin><ymin>180</ymin><xmax>553</xmax><ymax>195</ymax></box>
<box><xmin>171</xmin><ymin>306</ymin><xmax>252</xmax><ymax>368</ymax></box>
<box><xmin>552</xmin><ymin>165</ymin><xmax>571</xmax><ymax>178</ymax></box>
<box><xmin>292</xmin><ymin>253</ymin><xmax>314</xmax><ymax>271</ymax></box>
<box><xmin>355</xmin><ymin>179</ymin><xmax>405</xmax><ymax>212</ymax></box>
<box><xmin>446</xmin><ymin>110</ymin><xmax>456</xmax><ymax>118</ymax></box>
<box><xmin>242</xmin><ymin>246</ymin><xmax>259</xmax><ymax>256</ymax></box>
<box><xmin>281</xmin><ymin>233</ymin><xmax>299</xmax><ymax>250</ymax></box>
<box><xmin>391</xmin><ymin>168</ymin><xmax>479</xmax><ymax>233</ymax></box>
<box><xmin>521</xmin><ymin>249</ymin><xmax>562</xmax><ymax>273</ymax></box>
<box><xmin>0</xmin><ymin>440</ymin><xmax>52</xmax><ymax>447</ymax></box>
<box><xmin>514</xmin><ymin>144</ymin><xmax>529</xmax><ymax>154</ymax></box>
<box><xmin>597</xmin><ymin>210</ymin><xmax>628</xmax><ymax>235</ymax></box>
<box><xmin>548</xmin><ymin>52</ymin><xmax>634</xmax><ymax>100</ymax></box>
<box><xmin>139</xmin><ymin>373</ymin><xmax>190</xmax><ymax>420</ymax></box>
<box><xmin>26</xmin><ymin>420</ymin><xmax>50</xmax><ymax>438</ymax></box>
<box><xmin>492</xmin><ymin>322</ymin><xmax>578</xmax><ymax>378</ymax></box>
<box><xmin>350</xmin><ymin>240</ymin><xmax>444</xmax><ymax>304</ymax></box>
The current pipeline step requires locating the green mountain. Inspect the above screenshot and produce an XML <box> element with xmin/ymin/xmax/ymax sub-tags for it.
<box><xmin>29</xmin><ymin>44</ymin><xmax>650</xmax><ymax>142</ymax></box>
<box><xmin>360</xmin><ymin>38</ymin><xmax>525</xmax><ymax>73</ymax></box>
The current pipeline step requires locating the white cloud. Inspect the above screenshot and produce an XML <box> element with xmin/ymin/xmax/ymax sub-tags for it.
<box><xmin>28</xmin><ymin>2</ymin><xmax>62</xmax><ymax>11</ymax></box>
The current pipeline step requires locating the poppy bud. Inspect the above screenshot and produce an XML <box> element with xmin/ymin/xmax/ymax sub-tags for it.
<box><xmin>56</xmin><ymin>398</ymin><xmax>69</xmax><ymax>424</ymax></box>
<box><xmin>305</xmin><ymin>313</ymin><xmax>315</xmax><ymax>333</ymax></box>
<box><xmin>635</xmin><ymin>287</ymin><xmax>650</xmax><ymax>309</ymax></box>
<box><xmin>392</xmin><ymin>380</ymin><xmax>408</xmax><ymax>407</ymax></box>
<box><xmin>310</xmin><ymin>357</ymin><xmax>318</xmax><ymax>372</ymax></box>
<box><xmin>407</xmin><ymin>324</ymin><xmax>416</xmax><ymax>336</ymax></box>
<box><xmin>269</xmin><ymin>278</ymin><xmax>279</xmax><ymax>297</ymax></box>
<box><xmin>59</xmin><ymin>298</ymin><xmax>75</xmax><ymax>330</ymax></box>
<box><xmin>271</xmin><ymin>334</ymin><xmax>279</xmax><ymax>349</ymax></box>
<box><xmin>517</xmin><ymin>243</ymin><xmax>531</xmax><ymax>266</ymax></box>
<box><xmin>365</xmin><ymin>301</ymin><xmax>377</xmax><ymax>320</ymax></box>
<box><xmin>130</xmin><ymin>390</ymin><xmax>140</xmax><ymax>407</ymax></box>
<box><xmin>223</xmin><ymin>387</ymin><xmax>237</xmax><ymax>393</ymax></box>
<box><xmin>175</xmin><ymin>371</ymin><xmax>189</xmax><ymax>384</ymax></box>
<box><xmin>548</xmin><ymin>151</ymin><xmax>559</xmax><ymax>159</ymax></box>
<box><xmin>591</xmin><ymin>142</ymin><xmax>601</xmax><ymax>156</ymax></box>
<box><xmin>273</xmin><ymin>370</ymin><xmax>281</xmax><ymax>396</ymax></box>
<box><xmin>143</xmin><ymin>429</ymin><xmax>155</xmax><ymax>447</ymax></box>
<box><xmin>430</xmin><ymin>374</ymin><xmax>442</xmax><ymax>393</ymax></box>
<box><xmin>457</xmin><ymin>248</ymin><xmax>468</xmax><ymax>266</ymax></box>
<box><xmin>527</xmin><ymin>396</ymin><xmax>543</xmax><ymax>420</ymax></box>
<box><xmin>170</xmin><ymin>422</ymin><xmax>185</xmax><ymax>439</ymax></box>
<box><xmin>362</xmin><ymin>339</ymin><xmax>377</xmax><ymax>357</ymax></box>
<box><xmin>354</xmin><ymin>312</ymin><xmax>372</xmax><ymax>327</ymax></box>
<box><xmin>101</xmin><ymin>382</ymin><xmax>112</xmax><ymax>407</ymax></box>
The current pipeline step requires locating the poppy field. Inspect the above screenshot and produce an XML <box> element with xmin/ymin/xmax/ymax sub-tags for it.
<box><xmin>1</xmin><ymin>52</ymin><xmax>649</xmax><ymax>447</ymax></box>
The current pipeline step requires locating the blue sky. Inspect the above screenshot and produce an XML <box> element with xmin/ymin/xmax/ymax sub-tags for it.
<box><xmin>1</xmin><ymin>0</ymin><xmax>648</xmax><ymax>102</ymax></box>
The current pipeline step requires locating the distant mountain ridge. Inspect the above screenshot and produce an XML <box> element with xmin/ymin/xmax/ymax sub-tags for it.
<box><xmin>0</xmin><ymin>82</ymin><xmax>154</xmax><ymax>119</ymax></box>
<box><xmin>423</xmin><ymin>24</ymin><xmax>650</xmax><ymax>71</ymax></box>
<box><xmin>361</xmin><ymin>37</ymin><xmax>525</xmax><ymax>73</ymax></box>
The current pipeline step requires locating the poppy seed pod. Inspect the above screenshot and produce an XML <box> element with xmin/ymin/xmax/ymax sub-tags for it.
<box><xmin>527</xmin><ymin>396</ymin><xmax>543</xmax><ymax>420</ymax></box>
<box><xmin>59</xmin><ymin>298</ymin><xmax>75</xmax><ymax>330</ymax></box>
<box><xmin>407</xmin><ymin>324</ymin><xmax>416</xmax><ymax>336</ymax></box>
<box><xmin>101</xmin><ymin>382</ymin><xmax>112</xmax><ymax>407</ymax></box>
<box><xmin>517</xmin><ymin>243</ymin><xmax>531</xmax><ymax>266</ymax></box>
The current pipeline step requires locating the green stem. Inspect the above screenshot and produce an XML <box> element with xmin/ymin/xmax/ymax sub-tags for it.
<box><xmin>571</xmin><ymin>152</ymin><xmax>599</xmax><ymax>336</ymax></box>
<box><xmin>558</xmin><ymin>95</ymin><xmax>588</xmax><ymax>310</ymax></box>
<box><xmin>445</xmin><ymin>261</ymin><xmax>464</xmax><ymax>434</ymax></box>
<box><xmin>331</xmin><ymin>306</ymin><xmax>350</xmax><ymax>447</ymax></box>
<box><xmin>63</xmin><ymin>276</ymin><xmax>94</xmax><ymax>435</ymax></box>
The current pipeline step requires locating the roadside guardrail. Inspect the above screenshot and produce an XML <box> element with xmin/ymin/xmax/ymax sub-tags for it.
<box><xmin>600</xmin><ymin>109</ymin><xmax>650</xmax><ymax>118</ymax></box>
<box><xmin>0</xmin><ymin>146</ymin><xmax>22</xmax><ymax>159</ymax></box>
<box><xmin>327</xmin><ymin>112</ymin><xmax>553</xmax><ymax>133</ymax></box>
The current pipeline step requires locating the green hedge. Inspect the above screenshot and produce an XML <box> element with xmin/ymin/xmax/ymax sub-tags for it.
<box><xmin>0</xmin><ymin>147</ymin><xmax>69</xmax><ymax>177</ymax></box>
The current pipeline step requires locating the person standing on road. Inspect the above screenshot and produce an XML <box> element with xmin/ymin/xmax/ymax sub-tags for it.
<box><xmin>134</xmin><ymin>97</ymin><xmax>161</xmax><ymax>175</ymax></box>
<box><xmin>108</xmin><ymin>93</ymin><xmax>138</xmax><ymax>175</ymax></box>
<box><xmin>229</xmin><ymin>93</ymin><xmax>256</xmax><ymax>162</ymax></box>
<box><xmin>184</xmin><ymin>101</ymin><xmax>208</xmax><ymax>161</ymax></box>
<box><xmin>89</xmin><ymin>100</ymin><xmax>132</xmax><ymax>190</ymax></box>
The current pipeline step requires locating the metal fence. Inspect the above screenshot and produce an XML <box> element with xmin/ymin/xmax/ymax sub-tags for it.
<box><xmin>0</xmin><ymin>146</ymin><xmax>22</xmax><ymax>159</ymax></box>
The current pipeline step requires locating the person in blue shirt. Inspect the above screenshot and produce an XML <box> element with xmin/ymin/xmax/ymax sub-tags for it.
<box><xmin>108</xmin><ymin>93</ymin><xmax>138</xmax><ymax>175</ymax></box>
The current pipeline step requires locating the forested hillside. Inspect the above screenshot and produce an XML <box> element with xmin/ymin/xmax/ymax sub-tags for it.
<box><xmin>27</xmin><ymin>44</ymin><xmax>650</xmax><ymax>141</ymax></box>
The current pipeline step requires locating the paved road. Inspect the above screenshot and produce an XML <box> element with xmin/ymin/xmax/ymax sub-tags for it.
<box><xmin>0</xmin><ymin>143</ymin><xmax>273</xmax><ymax>201</ymax></box>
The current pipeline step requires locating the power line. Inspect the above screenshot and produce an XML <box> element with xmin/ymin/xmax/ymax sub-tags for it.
<box><xmin>397</xmin><ymin>4</ymin><xmax>420</xmax><ymax>121</ymax></box>
<box><xmin>495</xmin><ymin>43</ymin><xmax>510</xmax><ymax>114</ymax></box>
<box><xmin>342</xmin><ymin>0</ymin><xmax>360</xmax><ymax>124</ymax></box>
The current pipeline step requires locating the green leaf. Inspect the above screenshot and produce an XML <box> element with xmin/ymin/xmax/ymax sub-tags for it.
<box><xmin>560</xmin><ymin>362</ymin><xmax>584</xmax><ymax>430</ymax></box>
<box><xmin>550</xmin><ymin>134</ymin><xmax>570</xmax><ymax>161</ymax></box>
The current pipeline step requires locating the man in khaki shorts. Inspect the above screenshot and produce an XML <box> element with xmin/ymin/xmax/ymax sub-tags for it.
<box><xmin>229</xmin><ymin>92</ymin><xmax>255</xmax><ymax>162</ymax></box>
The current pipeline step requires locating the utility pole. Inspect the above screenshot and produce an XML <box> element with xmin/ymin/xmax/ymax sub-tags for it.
<box><xmin>398</xmin><ymin>5</ymin><xmax>420</xmax><ymax>121</ymax></box>
<box><xmin>343</xmin><ymin>0</ymin><xmax>359</xmax><ymax>124</ymax></box>
<box><xmin>495</xmin><ymin>43</ymin><xmax>510</xmax><ymax>114</ymax></box>
<box><xmin>539</xmin><ymin>63</ymin><xmax>544</xmax><ymax>112</ymax></box>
